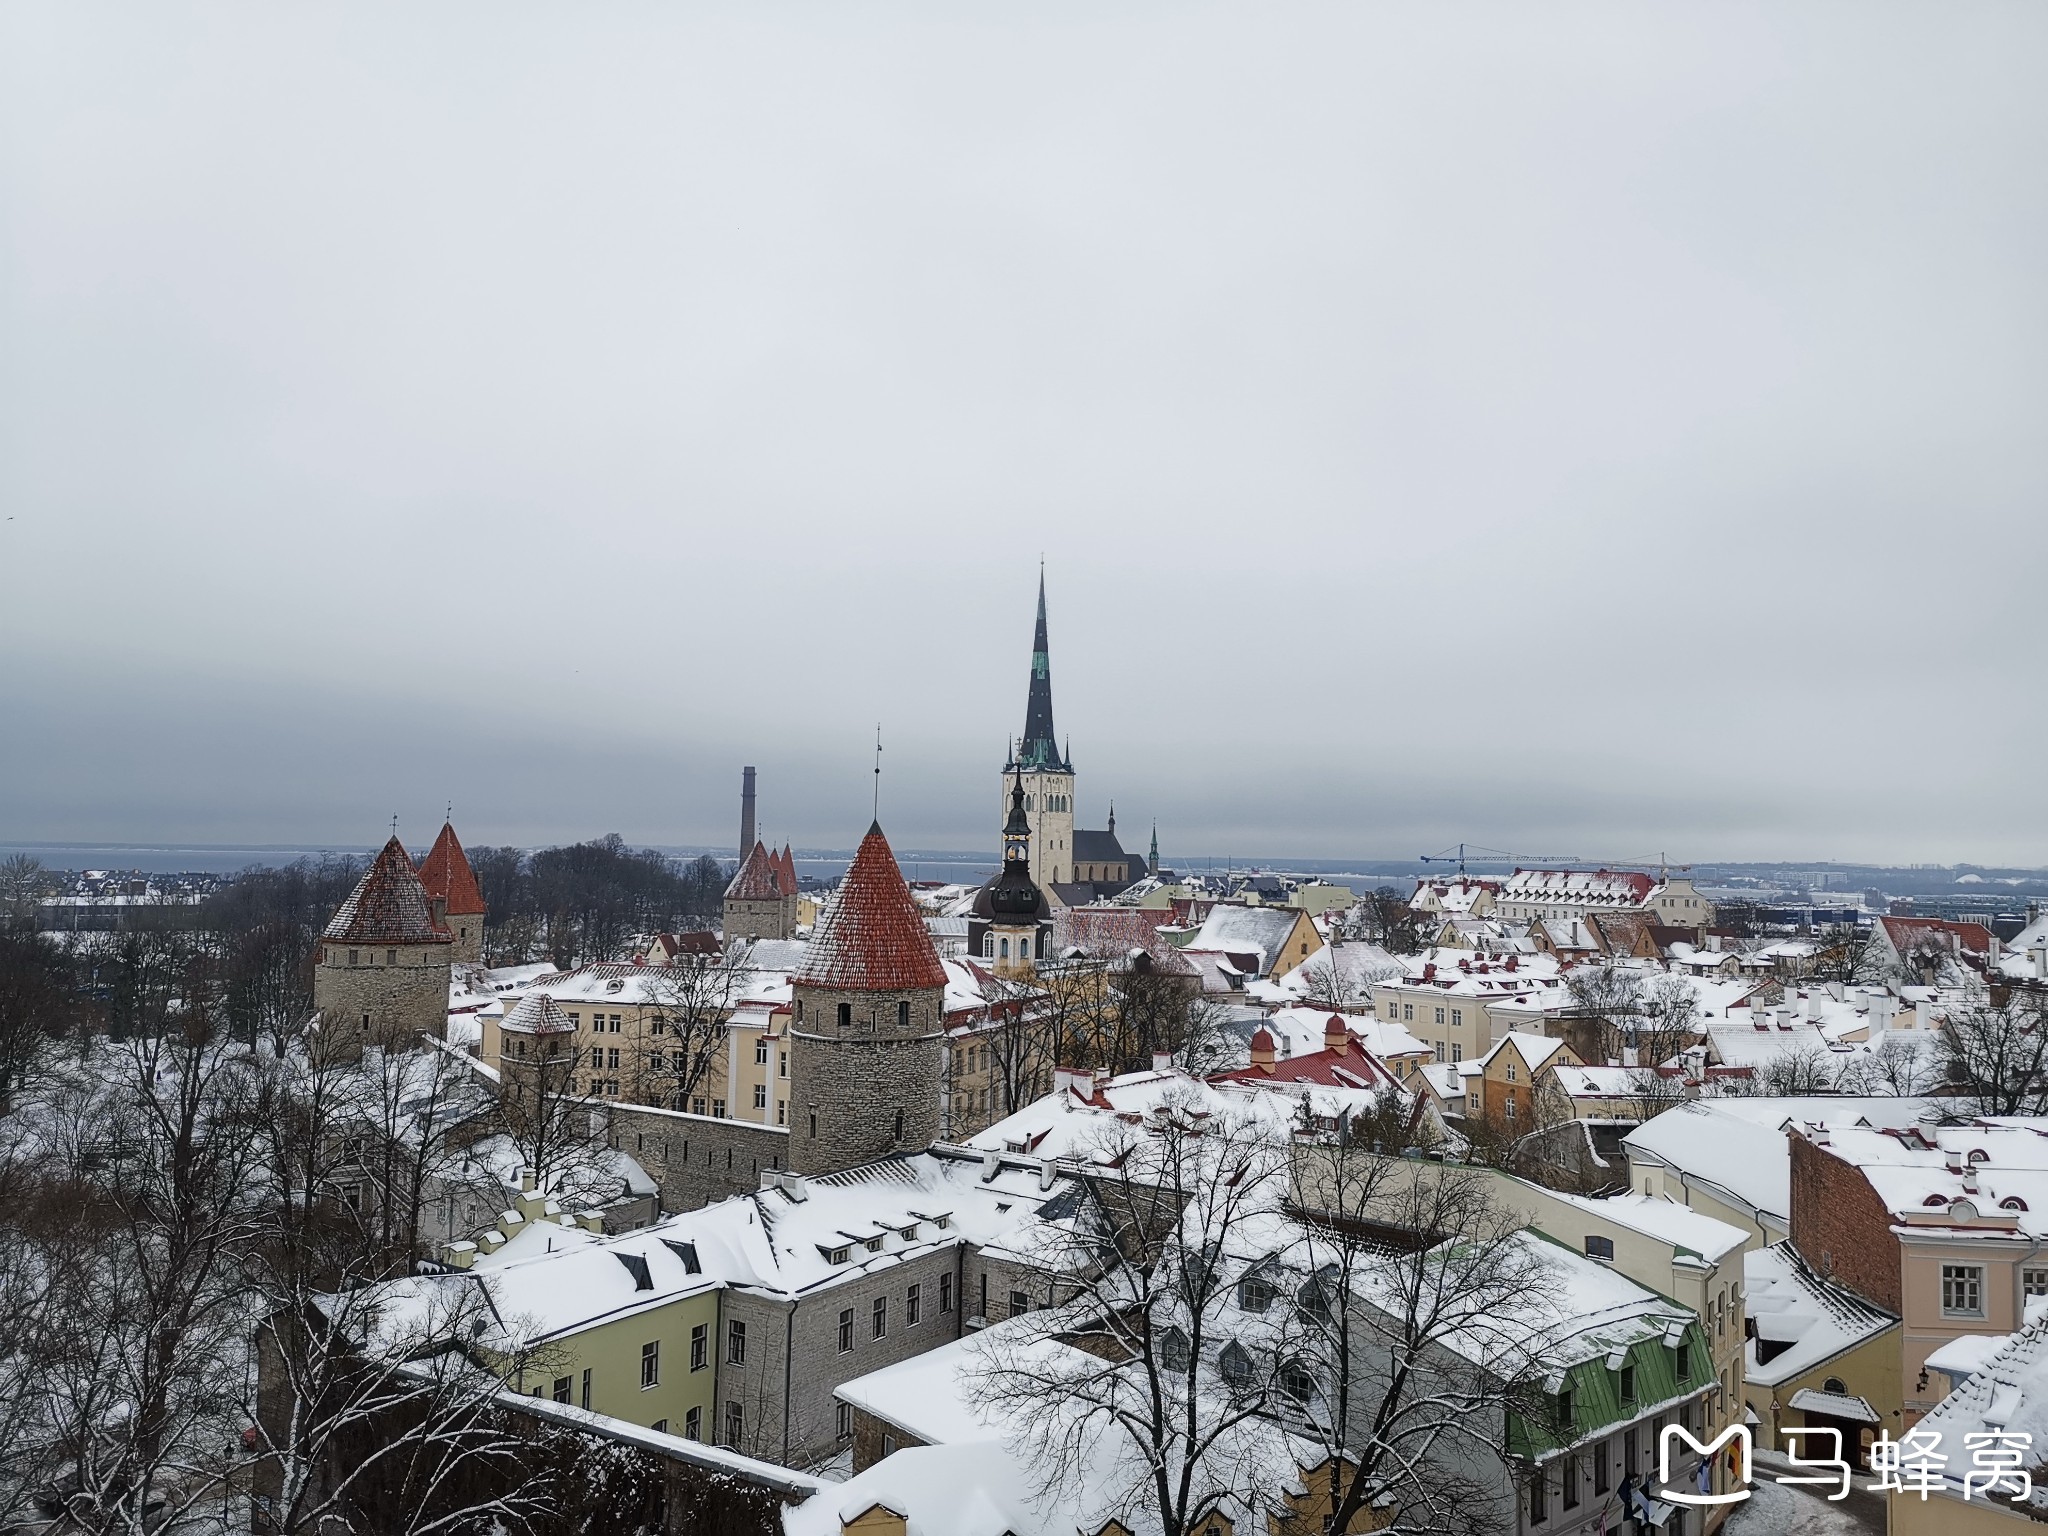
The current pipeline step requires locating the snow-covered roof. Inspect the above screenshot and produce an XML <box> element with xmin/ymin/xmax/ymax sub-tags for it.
<box><xmin>1799</xmin><ymin>1119</ymin><xmax>2048</xmax><ymax>1239</ymax></box>
<box><xmin>1905</xmin><ymin>1314</ymin><xmax>2048</xmax><ymax>1510</ymax></box>
<box><xmin>1742</xmin><ymin>1242</ymin><xmax>1896</xmax><ymax>1388</ymax></box>
<box><xmin>1552</xmin><ymin>1192</ymin><xmax>1747</xmax><ymax>1264</ymax></box>
<box><xmin>1480</xmin><ymin>1031</ymin><xmax>1571</xmax><ymax>1074</ymax></box>
<box><xmin>1501</xmin><ymin>869</ymin><xmax>1656</xmax><ymax>907</ymax></box>
<box><xmin>1186</xmin><ymin>904</ymin><xmax>1308</xmax><ymax>971</ymax></box>
<box><xmin>1549</xmin><ymin>1064</ymin><xmax>1637</xmax><ymax>1100</ymax></box>
<box><xmin>1262</xmin><ymin>1006</ymin><xmax>1429</xmax><ymax>1061</ymax></box>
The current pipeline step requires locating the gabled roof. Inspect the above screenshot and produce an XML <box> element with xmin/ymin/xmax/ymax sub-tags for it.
<box><xmin>726</xmin><ymin>841</ymin><xmax>791</xmax><ymax>901</ymax></box>
<box><xmin>1481</xmin><ymin>1030</ymin><xmax>1573</xmax><ymax>1074</ymax></box>
<box><xmin>417</xmin><ymin>822</ymin><xmax>486</xmax><ymax>917</ymax></box>
<box><xmin>793</xmin><ymin>823</ymin><xmax>947</xmax><ymax>992</ymax></box>
<box><xmin>324</xmin><ymin>837</ymin><xmax>452</xmax><ymax>946</ymax></box>
<box><xmin>1503</xmin><ymin>868</ymin><xmax>1657</xmax><ymax>906</ymax></box>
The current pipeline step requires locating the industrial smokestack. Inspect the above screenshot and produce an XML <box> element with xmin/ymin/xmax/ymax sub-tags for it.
<box><xmin>740</xmin><ymin>766</ymin><xmax>757</xmax><ymax>855</ymax></box>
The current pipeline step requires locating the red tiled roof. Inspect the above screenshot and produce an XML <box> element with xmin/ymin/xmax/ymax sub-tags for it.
<box><xmin>1211</xmin><ymin>1027</ymin><xmax>1398</xmax><ymax>1092</ymax></box>
<box><xmin>416</xmin><ymin>821</ymin><xmax>486</xmax><ymax>916</ymax></box>
<box><xmin>727</xmin><ymin>841</ymin><xmax>796</xmax><ymax>901</ymax></box>
<box><xmin>324</xmin><ymin>837</ymin><xmax>452</xmax><ymax>946</ymax></box>
<box><xmin>793</xmin><ymin>822</ymin><xmax>946</xmax><ymax>992</ymax></box>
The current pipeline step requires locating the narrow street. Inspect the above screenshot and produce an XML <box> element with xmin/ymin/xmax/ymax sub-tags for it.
<box><xmin>1722</xmin><ymin>1453</ymin><xmax>1886</xmax><ymax>1536</ymax></box>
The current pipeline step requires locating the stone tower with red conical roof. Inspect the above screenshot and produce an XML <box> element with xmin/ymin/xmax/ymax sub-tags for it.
<box><xmin>416</xmin><ymin>821</ymin><xmax>487</xmax><ymax>963</ymax></box>
<box><xmin>313</xmin><ymin>835</ymin><xmax>454</xmax><ymax>1054</ymax></box>
<box><xmin>724</xmin><ymin>839</ymin><xmax>798</xmax><ymax>942</ymax></box>
<box><xmin>787</xmin><ymin>822</ymin><xmax>947</xmax><ymax>1177</ymax></box>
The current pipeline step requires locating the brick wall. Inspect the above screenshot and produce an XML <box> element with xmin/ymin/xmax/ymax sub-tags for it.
<box><xmin>1789</xmin><ymin>1132</ymin><xmax>1901</xmax><ymax>1313</ymax></box>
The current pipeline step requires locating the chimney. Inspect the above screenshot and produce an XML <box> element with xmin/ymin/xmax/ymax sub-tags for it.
<box><xmin>1325</xmin><ymin>1015</ymin><xmax>1349</xmax><ymax>1055</ymax></box>
<box><xmin>1249</xmin><ymin>1028</ymin><xmax>1277</xmax><ymax>1073</ymax></box>
<box><xmin>739</xmin><ymin>766</ymin><xmax>757</xmax><ymax>856</ymax></box>
<box><xmin>2032</xmin><ymin>941</ymin><xmax>2048</xmax><ymax>983</ymax></box>
<box><xmin>1915</xmin><ymin>998</ymin><xmax>1933</xmax><ymax>1031</ymax></box>
<box><xmin>1867</xmin><ymin>994</ymin><xmax>1892</xmax><ymax>1041</ymax></box>
<box><xmin>1152</xmin><ymin>1051</ymin><xmax>1174</xmax><ymax>1074</ymax></box>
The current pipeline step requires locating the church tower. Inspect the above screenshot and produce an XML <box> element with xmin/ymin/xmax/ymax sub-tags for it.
<box><xmin>1003</xmin><ymin>571</ymin><xmax>1076</xmax><ymax>888</ymax></box>
<box><xmin>982</xmin><ymin>768</ymin><xmax>1050</xmax><ymax>977</ymax></box>
<box><xmin>787</xmin><ymin>822</ymin><xmax>948</xmax><ymax>1177</ymax></box>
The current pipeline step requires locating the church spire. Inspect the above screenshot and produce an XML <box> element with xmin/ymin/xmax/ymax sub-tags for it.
<box><xmin>1014</xmin><ymin>568</ymin><xmax>1067</xmax><ymax>773</ymax></box>
<box><xmin>1149</xmin><ymin>821</ymin><xmax>1159</xmax><ymax>876</ymax></box>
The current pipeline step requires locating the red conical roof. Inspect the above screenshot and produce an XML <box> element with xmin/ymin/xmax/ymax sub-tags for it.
<box><xmin>324</xmin><ymin>837</ymin><xmax>452</xmax><ymax>945</ymax></box>
<box><xmin>417</xmin><ymin>822</ymin><xmax>486</xmax><ymax>916</ymax></box>
<box><xmin>793</xmin><ymin>823</ymin><xmax>946</xmax><ymax>991</ymax></box>
<box><xmin>776</xmin><ymin>845</ymin><xmax>798</xmax><ymax>896</ymax></box>
<box><xmin>727</xmin><ymin>841</ymin><xmax>785</xmax><ymax>901</ymax></box>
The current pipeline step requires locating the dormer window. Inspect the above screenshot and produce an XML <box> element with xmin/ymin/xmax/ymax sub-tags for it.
<box><xmin>865</xmin><ymin>1237</ymin><xmax>883</xmax><ymax>1253</ymax></box>
<box><xmin>828</xmin><ymin>1245</ymin><xmax>850</xmax><ymax>1264</ymax></box>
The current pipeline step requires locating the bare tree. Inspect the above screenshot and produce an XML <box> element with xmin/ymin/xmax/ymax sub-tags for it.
<box><xmin>637</xmin><ymin>944</ymin><xmax>749</xmax><ymax>1110</ymax></box>
<box><xmin>1751</xmin><ymin>1042</ymin><xmax>1842</xmax><ymax>1097</ymax></box>
<box><xmin>493</xmin><ymin>1039</ymin><xmax>614</xmax><ymax>1200</ymax></box>
<box><xmin>1282</xmin><ymin>1148</ymin><xmax>1565</xmax><ymax>1536</ymax></box>
<box><xmin>0</xmin><ymin>854</ymin><xmax>51</xmax><ymax>927</ymax></box>
<box><xmin>1810</xmin><ymin>924</ymin><xmax>1887</xmax><ymax>986</ymax></box>
<box><xmin>966</xmin><ymin>1093</ymin><xmax>1303</xmax><ymax>1536</ymax></box>
<box><xmin>1935</xmin><ymin>993</ymin><xmax>2048</xmax><ymax>1117</ymax></box>
<box><xmin>0</xmin><ymin>924</ymin><xmax>85</xmax><ymax>1109</ymax></box>
<box><xmin>1355</xmin><ymin>889</ymin><xmax>1426</xmax><ymax>956</ymax></box>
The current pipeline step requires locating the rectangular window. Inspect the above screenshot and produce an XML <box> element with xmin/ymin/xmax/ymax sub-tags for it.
<box><xmin>1584</xmin><ymin>1235</ymin><xmax>1615</xmax><ymax>1261</ymax></box>
<box><xmin>1452</xmin><ymin>1008</ymin><xmax>1462</xmax><ymax>1026</ymax></box>
<box><xmin>755</xmin><ymin>1038</ymin><xmax>769</xmax><ymax>1064</ymax></box>
<box><xmin>568</xmin><ymin>1012</ymin><xmax>579</xmax><ymax>1028</ymax></box>
<box><xmin>640</xmin><ymin>1341</ymin><xmax>659</xmax><ymax>1388</ymax></box>
<box><xmin>728</xmin><ymin>1320</ymin><xmax>747</xmax><ymax>1364</ymax></box>
<box><xmin>1619</xmin><ymin>1363</ymin><xmax>1635</xmax><ymax>1404</ymax></box>
<box><xmin>1562</xmin><ymin>1456</ymin><xmax>1579</xmax><ymax>1509</ymax></box>
<box><xmin>580</xmin><ymin>1368</ymin><xmax>591</xmax><ymax>1408</ymax></box>
<box><xmin>837</xmin><ymin>1402</ymin><xmax>852</xmax><ymax>1440</ymax></box>
<box><xmin>779</xmin><ymin>1052</ymin><xmax>788</xmax><ymax>1078</ymax></box>
<box><xmin>838</xmin><ymin>1306</ymin><xmax>857</xmax><ymax>1353</ymax></box>
<box><xmin>692</xmin><ymin>1097</ymin><xmax>707</xmax><ymax>1116</ymax></box>
<box><xmin>907</xmin><ymin>1282</ymin><xmax>922</xmax><ymax>1327</ymax></box>
<box><xmin>1010</xmin><ymin>1289</ymin><xmax>1030</xmax><ymax>1318</ymax></box>
<box><xmin>2027</xmin><ymin>1268</ymin><xmax>2048</xmax><ymax>1298</ymax></box>
<box><xmin>940</xmin><ymin>1273</ymin><xmax>954</xmax><ymax>1313</ymax></box>
<box><xmin>712</xmin><ymin>1098</ymin><xmax>726</xmax><ymax>1119</ymax></box>
<box><xmin>872</xmin><ymin>1296</ymin><xmax>887</xmax><ymax>1338</ymax></box>
<box><xmin>1624</xmin><ymin>1426</ymin><xmax>1638</xmax><ymax>1473</ymax></box>
<box><xmin>1434</xmin><ymin>1006</ymin><xmax>1445</xmax><ymax>1025</ymax></box>
<box><xmin>1450</xmin><ymin>1042</ymin><xmax>1462</xmax><ymax>1063</ymax></box>
<box><xmin>1943</xmin><ymin>1264</ymin><xmax>1985</xmax><ymax>1317</ymax></box>
<box><xmin>684</xmin><ymin>1406</ymin><xmax>701</xmax><ymax>1441</ymax></box>
<box><xmin>777</xmin><ymin>1100</ymin><xmax>787</xmax><ymax>1125</ymax></box>
<box><xmin>1530</xmin><ymin>1470</ymin><xmax>1547</xmax><ymax>1524</ymax></box>
<box><xmin>690</xmin><ymin>1324</ymin><xmax>707</xmax><ymax>1372</ymax></box>
<box><xmin>723</xmin><ymin>1401</ymin><xmax>742</xmax><ymax>1449</ymax></box>
<box><xmin>753</xmin><ymin>1084</ymin><xmax>767</xmax><ymax>1110</ymax></box>
<box><xmin>1593</xmin><ymin>1441</ymin><xmax>1609</xmax><ymax>1494</ymax></box>
<box><xmin>552</xmin><ymin>1376</ymin><xmax>570</xmax><ymax>1404</ymax></box>
<box><xmin>1403</xmin><ymin>1003</ymin><xmax>1414</xmax><ymax>1021</ymax></box>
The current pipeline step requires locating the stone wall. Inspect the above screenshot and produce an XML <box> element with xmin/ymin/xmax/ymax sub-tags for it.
<box><xmin>313</xmin><ymin>943</ymin><xmax>451</xmax><ymax>1051</ymax></box>
<box><xmin>723</xmin><ymin>895</ymin><xmax>796</xmax><ymax>943</ymax></box>
<box><xmin>787</xmin><ymin>981</ymin><xmax>945</xmax><ymax>1178</ymax></box>
<box><xmin>1789</xmin><ymin>1132</ymin><xmax>1901</xmax><ymax>1313</ymax></box>
<box><xmin>611</xmin><ymin>1104</ymin><xmax>790</xmax><ymax>1214</ymax></box>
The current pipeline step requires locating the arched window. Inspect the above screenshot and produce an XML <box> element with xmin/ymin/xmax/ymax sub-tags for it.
<box><xmin>1823</xmin><ymin>1376</ymin><xmax>1847</xmax><ymax>1396</ymax></box>
<box><xmin>983</xmin><ymin>934</ymin><xmax>995</xmax><ymax>958</ymax></box>
<box><xmin>1000</xmin><ymin>938</ymin><xmax>1010</xmax><ymax>959</ymax></box>
<box><xmin>1020</xmin><ymin>936</ymin><xmax>1032</xmax><ymax>959</ymax></box>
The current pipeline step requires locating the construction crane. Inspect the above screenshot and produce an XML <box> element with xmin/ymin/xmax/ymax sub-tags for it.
<box><xmin>1418</xmin><ymin>844</ymin><xmax>1691</xmax><ymax>880</ymax></box>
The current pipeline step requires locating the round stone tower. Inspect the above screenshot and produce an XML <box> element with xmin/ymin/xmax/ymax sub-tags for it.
<box><xmin>788</xmin><ymin>821</ymin><xmax>948</xmax><ymax>1177</ymax></box>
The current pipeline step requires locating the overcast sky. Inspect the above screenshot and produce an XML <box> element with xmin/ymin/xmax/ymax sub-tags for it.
<box><xmin>3</xmin><ymin>3</ymin><xmax>2044</xmax><ymax>866</ymax></box>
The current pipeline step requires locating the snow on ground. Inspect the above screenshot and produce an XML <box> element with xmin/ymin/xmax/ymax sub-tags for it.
<box><xmin>1724</xmin><ymin>1452</ymin><xmax>1883</xmax><ymax>1536</ymax></box>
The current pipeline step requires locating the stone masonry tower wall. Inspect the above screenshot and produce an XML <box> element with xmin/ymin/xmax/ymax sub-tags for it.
<box><xmin>787</xmin><ymin>981</ymin><xmax>945</xmax><ymax>1176</ymax></box>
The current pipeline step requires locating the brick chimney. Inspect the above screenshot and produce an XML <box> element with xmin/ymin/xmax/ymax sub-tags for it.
<box><xmin>1324</xmin><ymin>1014</ymin><xmax>1349</xmax><ymax>1055</ymax></box>
<box><xmin>1250</xmin><ymin>1028</ymin><xmax>1277</xmax><ymax>1073</ymax></box>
